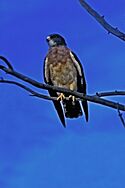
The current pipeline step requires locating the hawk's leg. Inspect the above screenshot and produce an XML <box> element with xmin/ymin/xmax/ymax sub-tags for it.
<box><xmin>57</xmin><ymin>93</ymin><xmax>65</xmax><ymax>101</ymax></box>
<box><xmin>68</xmin><ymin>95</ymin><xmax>75</xmax><ymax>102</ymax></box>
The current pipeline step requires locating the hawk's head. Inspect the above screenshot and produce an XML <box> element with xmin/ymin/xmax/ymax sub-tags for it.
<box><xmin>46</xmin><ymin>34</ymin><xmax>67</xmax><ymax>47</ymax></box>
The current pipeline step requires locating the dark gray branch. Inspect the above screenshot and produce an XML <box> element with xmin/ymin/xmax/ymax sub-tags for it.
<box><xmin>0</xmin><ymin>56</ymin><xmax>125</xmax><ymax>115</ymax></box>
<box><xmin>0</xmin><ymin>76</ymin><xmax>125</xmax><ymax>112</ymax></box>
<box><xmin>1</xmin><ymin>78</ymin><xmax>125</xmax><ymax>101</ymax></box>
<box><xmin>96</xmin><ymin>91</ymin><xmax>125</xmax><ymax>97</ymax></box>
<box><xmin>79</xmin><ymin>0</ymin><xmax>125</xmax><ymax>41</ymax></box>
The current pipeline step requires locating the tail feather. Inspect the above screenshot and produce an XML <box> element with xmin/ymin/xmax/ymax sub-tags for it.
<box><xmin>48</xmin><ymin>90</ymin><xmax>66</xmax><ymax>127</ymax></box>
<box><xmin>82</xmin><ymin>101</ymin><xmax>89</xmax><ymax>122</ymax></box>
<box><xmin>63</xmin><ymin>99</ymin><xmax>82</xmax><ymax>118</ymax></box>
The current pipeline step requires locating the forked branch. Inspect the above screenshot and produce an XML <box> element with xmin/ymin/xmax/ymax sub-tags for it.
<box><xmin>79</xmin><ymin>0</ymin><xmax>125</xmax><ymax>41</ymax></box>
<box><xmin>0</xmin><ymin>56</ymin><xmax>125</xmax><ymax>112</ymax></box>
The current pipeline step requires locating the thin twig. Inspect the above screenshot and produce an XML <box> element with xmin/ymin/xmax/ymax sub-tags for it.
<box><xmin>79</xmin><ymin>0</ymin><xmax>125</xmax><ymax>41</ymax></box>
<box><xmin>0</xmin><ymin>79</ymin><xmax>54</xmax><ymax>101</ymax></box>
<box><xmin>0</xmin><ymin>56</ymin><xmax>14</xmax><ymax>70</ymax></box>
<box><xmin>96</xmin><ymin>91</ymin><xmax>125</xmax><ymax>97</ymax></box>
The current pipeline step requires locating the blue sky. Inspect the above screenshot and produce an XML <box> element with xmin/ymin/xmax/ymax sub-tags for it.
<box><xmin>0</xmin><ymin>0</ymin><xmax>125</xmax><ymax>188</ymax></box>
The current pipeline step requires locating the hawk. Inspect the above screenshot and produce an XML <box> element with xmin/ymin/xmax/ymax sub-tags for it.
<box><xmin>44</xmin><ymin>34</ymin><xmax>88</xmax><ymax>127</ymax></box>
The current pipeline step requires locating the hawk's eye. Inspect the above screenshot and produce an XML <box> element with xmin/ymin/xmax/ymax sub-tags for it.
<box><xmin>55</xmin><ymin>38</ymin><xmax>61</xmax><ymax>43</ymax></box>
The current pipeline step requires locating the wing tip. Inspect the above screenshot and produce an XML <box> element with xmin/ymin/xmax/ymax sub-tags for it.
<box><xmin>85</xmin><ymin>108</ymin><xmax>89</xmax><ymax>122</ymax></box>
<box><xmin>82</xmin><ymin>101</ymin><xmax>89</xmax><ymax>123</ymax></box>
<box><xmin>85</xmin><ymin>114</ymin><xmax>89</xmax><ymax>122</ymax></box>
<box><xmin>60</xmin><ymin>118</ymin><xmax>66</xmax><ymax>128</ymax></box>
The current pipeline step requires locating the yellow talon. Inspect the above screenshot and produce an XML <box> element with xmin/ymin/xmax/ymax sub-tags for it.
<box><xmin>57</xmin><ymin>93</ymin><xmax>65</xmax><ymax>101</ymax></box>
<box><xmin>69</xmin><ymin>95</ymin><xmax>75</xmax><ymax>102</ymax></box>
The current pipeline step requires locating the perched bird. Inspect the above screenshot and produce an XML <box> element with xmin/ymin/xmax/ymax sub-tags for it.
<box><xmin>43</xmin><ymin>34</ymin><xmax>88</xmax><ymax>127</ymax></box>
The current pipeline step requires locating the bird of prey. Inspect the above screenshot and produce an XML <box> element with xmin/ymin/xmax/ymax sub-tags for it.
<box><xmin>43</xmin><ymin>34</ymin><xmax>88</xmax><ymax>127</ymax></box>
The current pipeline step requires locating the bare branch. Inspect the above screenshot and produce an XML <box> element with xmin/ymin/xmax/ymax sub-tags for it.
<box><xmin>0</xmin><ymin>56</ymin><xmax>125</xmax><ymax>114</ymax></box>
<box><xmin>1</xmin><ymin>78</ymin><xmax>125</xmax><ymax>103</ymax></box>
<box><xmin>0</xmin><ymin>77</ymin><xmax>125</xmax><ymax>112</ymax></box>
<box><xmin>79</xmin><ymin>0</ymin><xmax>125</xmax><ymax>41</ymax></box>
<box><xmin>96</xmin><ymin>91</ymin><xmax>125</xmax><ymax>97</ymax></box>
